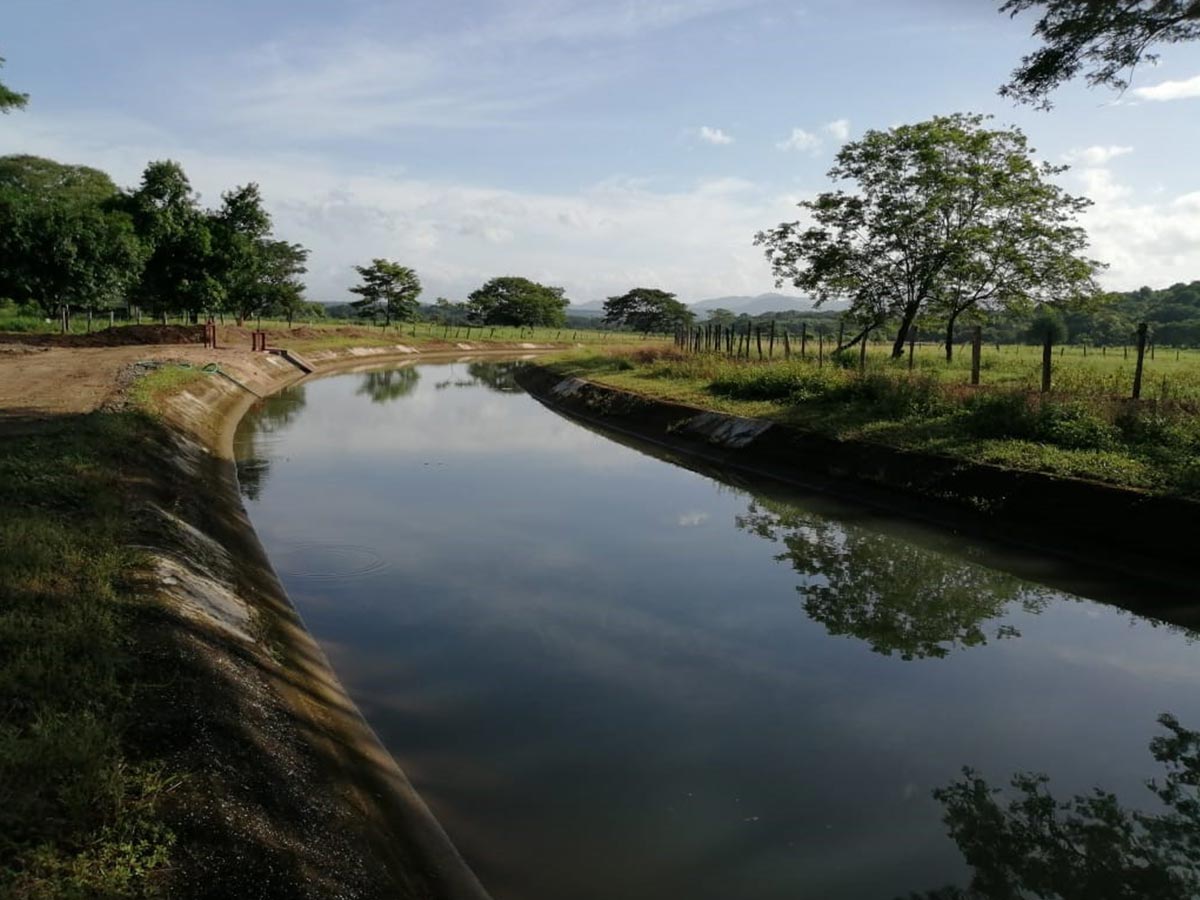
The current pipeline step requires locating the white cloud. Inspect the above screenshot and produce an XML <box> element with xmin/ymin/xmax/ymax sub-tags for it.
<box><xmin>1062</xmin><ymin>145</ymin><xmax>1133</xmax><ymax>166</ymax></box>
<box><xmin>1131</xmin><ymin>73</ymin><xmax>1200</xmax><ymax>102</ymax></box>
<box><xmin>0</xmin><ymin>113</ymin><xmax>790</xmax><ymax>304</ymax></box>
<box><xmin>776</xmin><ymin>127</ymin><xmax>821</xmax><ymax>153</ymax></box>
<box><xmin>1069</xmin><ymin>167</ymin><xmax>1200</xmax><ymax>290</ymax></box>
<box><xmin>676</xmin><ymin>511</ymin><xmax>710</xmax><ymax>527</ymax></box>
<box><xmin>823</xmin><ymin>118</ymin><xmax>850</xmax><ymax>142</ymax></box>
<box><xmin>697</xmin><ymin>125</ymin><xmax>734</xmax><ymax>145</ymax></box>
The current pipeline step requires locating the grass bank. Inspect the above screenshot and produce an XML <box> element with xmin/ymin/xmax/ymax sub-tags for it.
<box><xmin>0</xmin><ymin>407</ymin><xmax>180</xmax><ymax>897</ymax></box>
<box><xmin>544</xmin><ymin>348</ymin><xmax>1200</xmax><ymax>498</ymax></box>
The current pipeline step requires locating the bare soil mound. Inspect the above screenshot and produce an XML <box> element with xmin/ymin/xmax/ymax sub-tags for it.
<box><xmin>0</xmin><ymin>324</ymin><xmax>204</xmax><ymax>347</ymax></box>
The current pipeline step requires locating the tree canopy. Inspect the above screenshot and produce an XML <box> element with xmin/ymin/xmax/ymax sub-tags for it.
<box><xmin>466</xmin><ymin>276</ymin><xmax>569</xmax><ymax>327</ymax></box>
<box><xmin>0</xmin><ymin>155</ymin><xmax>312</xmax><ymax>325</ymax></box>
<box><xmin>0</xmin><ymin>156</ymin><xmax>142</xmax><ymax>317</ymax></box>
<box><xmin>755</xmin><ymin>113</ymin><xmax>1101</xmax><ymax>358</ymax></box>
<box><xmin>349</xmin><ymin>259</ymin><xmax>422</xmax><ymax>326</ymax></box>
<box><xmin>1000</xmin><ymin>0</ymin><xmax>1200</xmax><ymax>108</ymax></box>
<box><xmin>0</xmin><ymin>57</ymin><xmax>27</xmax><ymax>113</ymax></box>
<box><xmin>602</xmin><ymin>287</ymin><xmax>694</xmax><ymax>333</ymax></box>
<box><xmin>126</xmin><ymin>160</ymin><xmax>218</xmax><ymax>317</ymax></box>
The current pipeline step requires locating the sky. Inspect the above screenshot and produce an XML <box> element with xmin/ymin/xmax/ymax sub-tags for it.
<box><xmin>4</xmin><ymin>0</ymin><xmax>1200</xmax><ymax>305</ymax></box>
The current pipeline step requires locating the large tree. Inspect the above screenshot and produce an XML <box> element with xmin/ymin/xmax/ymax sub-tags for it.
<box><xmin>349</xmin><ymin>259</ymin><xmax>422</xmax><ymax>326</ymax></box>
<box><xmin>602</xmin><ymin>287</ymin><xmax>694</xmax><ymax>333</ymax></box>
<box><xmin>259</xmin><ymin>241</ymin><xmax>310</xmax><ymax>325</ymax></box>
<box><xmin>1000</xmin><ymin>0</ymin><xmax>1200</xmax><ymax>108</ymax></box>
<box><xmin>0</xmin><ymin>155</ymin><xmax>142</xmax><ymax>318</ymax></box>
<box><xmin>755</xmin><ymin>113</ymin><xmax>1100</xmax><ymax>358</ymax></box>
<box><xmin>126</xmin><ymin>160</ymin><xmax>219</xmax><ymax>318</ymax></box>
<box><xmin>0</xmin><ymin>56</ymin><xmax>28</xmax><ymax>112</ymax></box>
<box><xmin>210</xmin><ymin>183</ymin><xmax>274</xmax><ymax>324</ymax></box>
<box><xmin>466</xmin><ymin>276</ymin><xmax>569</xmax><ymax>327</ymax></box>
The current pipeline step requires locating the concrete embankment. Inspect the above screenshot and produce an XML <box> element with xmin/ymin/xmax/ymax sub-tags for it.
<box><xmin>126</xmin><ymin>344</ymin><xmax>518</xmax><ymax>899</ymax></box>
<box><xmin>517</xmin><ymin>365</ymin><xmax>1200</xmax><ymax>593</ymax></box>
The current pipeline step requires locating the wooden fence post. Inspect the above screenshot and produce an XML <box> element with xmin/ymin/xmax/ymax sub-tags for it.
<box><xmin>859</xmin><ymin>331</ymin><xmax>868</xmax><ymax>370</ymax></box>
<box><xmin>1041</xmin><ymin>332</ymin><xmax>1053</xmax><ymax>393</ymax></box>
<box><xmin>783</xmin><ymin>330</ymin><xmax>791</xmax><ymax>359</ymax></box>
<box><xmin>768</xmin><ymin>320</ymin><xmax>776</xmax><ymax>358</ymax></box>
<box><xmin>800</xmin><ymin>322</ymin><xmax>808</xmax><ymax>358</ymax></box>
<box><xmin>1132</xmin><ymin>322</ymin><xmax>1148</xmax><ymax>400</ymax></box>
<box><xmin>971</xmin><ymin>326</ymin><xmax>982</xmax><ymax>386</ymax></box>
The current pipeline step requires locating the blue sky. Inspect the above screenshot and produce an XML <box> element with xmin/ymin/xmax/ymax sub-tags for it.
<box><xmin>5</xmin><ymin>0</ymin><xmax>1200</xmax><ymax>304</ymax></box>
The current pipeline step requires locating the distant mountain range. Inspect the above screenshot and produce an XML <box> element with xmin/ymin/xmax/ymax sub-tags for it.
<box><xmin>570</xmin><ymin>292</ymin><xmax>844</xmax><ymax>318</ymax></box>
<box><xmin>689</xmin><ymin>292</ymin><xmax>840</xmax><ymax>315</ymax></box>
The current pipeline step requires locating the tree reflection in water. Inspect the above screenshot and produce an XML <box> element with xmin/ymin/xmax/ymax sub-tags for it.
<box><xmin>432</xmin><ymin>361</ymin><xmax>525</xmax><ymax>393</ymax></box>
<box><xmin>236</xmin><ymin>385</ymin><xmax>307</xmax><ymax>501</ymax></box>
<box><xmin>465</xmin><ymin>360</ymin><xmax>525</xmax><ymax>393</ymax></box>
<box><xmin>905</xmin><ymin>714</ymin><xmax>1200</xmax><ymax>899</ymax></box>
<box><xmin>356</xmin><ymin>366</ymin><xmax>420</xmax><ymax>403</ymax></box>
<box><xmin>735</xmin><ymin>499</ymin><xmax>1052</xmax><ymax>660</ymax></box>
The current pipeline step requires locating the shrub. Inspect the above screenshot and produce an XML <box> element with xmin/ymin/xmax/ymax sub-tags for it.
<box><xmin>1034</xmin><ymin>401</ymin><xmax>1119</xmax><ymax>450</ymax></box>
<box><xmin>1115</xmin><ymin>408</ymin><xmax>1200</xmax><ymax>453</ymax></box>
<box><xmin>963</xmin><ymin>392</ymin><xmax>1038</xmax><ymax>440</ymax></box>
<box><xmin>844</xmin><ymin>373</ymin><xmax>948</xmax><ymax>420</ymax></box>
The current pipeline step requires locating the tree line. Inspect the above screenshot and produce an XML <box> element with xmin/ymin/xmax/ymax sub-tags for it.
<box><xmin>332</xmin><ymin>271</ymin><xmax>697</xmax><ymax>333</ymax></box>
<box><xmin>0</xmin><ymin>155</ymin><xmax>315</xmax><ymax>327</ymax></box>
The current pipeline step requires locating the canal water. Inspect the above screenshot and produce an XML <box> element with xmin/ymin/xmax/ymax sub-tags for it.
<box><xmin>234</xmin><ymin>360</ymin><xmax>1200</xmax><ymax>900</ymax></box>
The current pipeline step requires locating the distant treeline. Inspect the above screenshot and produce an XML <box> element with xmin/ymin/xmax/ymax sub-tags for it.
<box><xmin>321</xmin><ymin>284</ymin><xmax>1200</xmax><ymax>348</ymax></box>
<box><xmin>683</xmin><ymin>283</ymin><xmax>1200</xmax><ymax>349</ymax></box>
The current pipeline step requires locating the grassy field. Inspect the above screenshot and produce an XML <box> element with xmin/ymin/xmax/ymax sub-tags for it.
<box><xmin>0</xmin><ymin>408</ymin><xmax>179</xmax><ymax>897</ymax></box>
<box><xmin>0</xmin><ymin>309</ymin><xmax>669</xmax><ymax>351</ymax></box>
<box><xmin>546</xmin><ymin>343</ymin><xmax>1200</xmax><ymax>498</ymax></box>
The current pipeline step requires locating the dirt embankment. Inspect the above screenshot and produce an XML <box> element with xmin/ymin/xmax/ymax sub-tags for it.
<box><xmin>1</xmin><ymin>338</ymin><xmax>512</xmax><ymax>899</ymax></box>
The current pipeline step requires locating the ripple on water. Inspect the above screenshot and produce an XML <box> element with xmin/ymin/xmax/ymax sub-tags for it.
<box><xmin>275</xmin><ymin>542</ymin><xmax>389</xmax><ymax>580</ymax></box>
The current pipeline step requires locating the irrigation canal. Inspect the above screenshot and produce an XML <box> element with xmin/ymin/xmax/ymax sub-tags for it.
<box><xmin>234</xmin><ymin>359</ymin><xmax>1200</xmax><ymax>900</ymax></box>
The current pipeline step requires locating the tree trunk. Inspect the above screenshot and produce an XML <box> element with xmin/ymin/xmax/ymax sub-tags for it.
<box><xmin>945</xmin><ymin>312</ymin><xmax>960</xmax><ymax>363</ymax></box>
<box><xmin>889</xmin><ymin>302</ymin><xmax>922</xmax><ymax>358</ymax></box>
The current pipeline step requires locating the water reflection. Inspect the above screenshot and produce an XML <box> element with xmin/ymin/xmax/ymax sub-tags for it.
<box><xmin>735</xmin><ymin>498</ymin><xmax>1052</xmax><ymax>660</ymax></box>
<box><xmin>434</xmin><ymin>361</ymin><xmax>527</xmax><ymax>394</ymax></box>
<box><xmin>465</xmin><ymin>361</ymin><xmax>525</xmax><ymax>393</ymax></box>
<box><xmin>235</xmin><ymin>385</ymin><xmax>307</xmax><ymax>500</ymax></box>
<box><xmin>357</xmin><ymin>366</ymin><xmax>421</xmax><ymax>403</ymax></box>
<box><xmin>233</xmin><ymin>361</ymin><xmax>1200</xmax><ymax>900</ymax></box>
<box><xmin>906</xmin><ymin>714</ymin><xmax>1200</xmax><ymax>899</ymax></box>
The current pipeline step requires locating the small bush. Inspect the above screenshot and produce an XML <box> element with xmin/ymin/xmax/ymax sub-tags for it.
<box><xmin>963</xmin><ymin>393</ymin><xmax>1119</xmax><ymax>450</ymax></box>
<box><xmin>844</xmin><ymin>373</ymin><xmax>948</xmax><ymax>420</ymax></box>
<box><xmin>963</xmin><ymin>393</ymin><xmax>1038</xmax><ymax>440</ymax></box>
<box><xmin>1115</xmin><ymin>408</ymin><xmax>1200</xmax><ymax>452</ymax></box>
<box><xmin>627</xmin><ymin>347</ymin><xmax>688</xmax><ymax>365</ymax></box>
<box><xmin>707</xmin><ymin>363</ymin><xmax>846</xmax><ymax>402</ymax></box>
<box><xmin>1034</xmin><ymin>401</ymin><xmax>1119</xmax><ymax>450</ymax></box>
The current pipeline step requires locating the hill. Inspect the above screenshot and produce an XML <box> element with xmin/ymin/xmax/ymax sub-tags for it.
<box><xmin>689</xmin><ymin>292</ymin><xmax>844</xmax><ymax>315</ymax></box>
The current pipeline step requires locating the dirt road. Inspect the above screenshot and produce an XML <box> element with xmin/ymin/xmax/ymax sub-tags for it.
<box><xmin>0</xmin><ymin>344</ymin><xmax>267</xmax><ymax>419</ymax></box>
